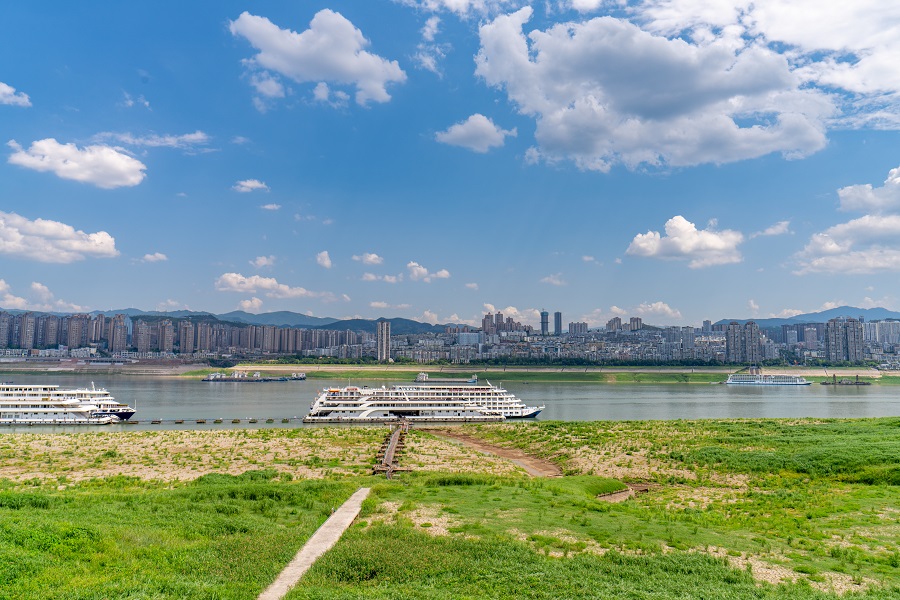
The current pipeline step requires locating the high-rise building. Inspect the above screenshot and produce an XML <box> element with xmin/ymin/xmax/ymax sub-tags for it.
<box><xmin>629</xmin><ymin>317</ymin><xmax>643</xmax><ymax>331</ymax></box>
<box><xmin>158</xmin><ymin>320</ymin><xmax>175</xmax><ymax>353</ymax></box>
<box><xmin>568</xmin><ymin>322</ymin><xmax>588</xmax><ymax>335</ymax></box>
<box><xmin>133</xmin><ymin>320</ymin><xmax>152</xmax><ymax>353</ymax></box>
<box><xmin>725</xmin><ymin>321</ymin><xmax>761</xmax><ymax>363</ymax></box>
<box><xmin>179</xmin><ymin>321</ymin><xmax>195</xmax><ymax>353</ymax></box>
<box><xmin>540</xmin><ymin>310</ymin><xmax>549</xmax><ymax>336</ymax></box>
<box><xmin>606</xmin><ymin>317</ymin><xmax>622</xmax><ymax>332</ymax></box>
<box><xmin>825</xmin><ymin>318</ymin><xmax>864</xmax><ymax>362</ymax></box>
<box><xmin>553</xmin><ymin>312</ymin><xmax>562</xmax><ymax>336</ymax></box>
<box><xmin>109</xmin><ymin>314</ymin><xmax>128</xmax><ymax>352</ymax></box>
<box><xmin>702</xmin><ymin>320</ymin><xmax>712</xmax><ymax>332</ymax></box>
<box><xmin>377</xmin><ymin>320</ymin><xmax>391</xmax><ymax>362</ymax></box>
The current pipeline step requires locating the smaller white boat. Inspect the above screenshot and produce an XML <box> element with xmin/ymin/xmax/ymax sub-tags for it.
<box><xmin>725</xmin><ymin>366</ymin><xmax>810</xmax><ymax>386</ymax></box>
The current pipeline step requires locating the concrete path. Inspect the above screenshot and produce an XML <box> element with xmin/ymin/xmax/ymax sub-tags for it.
<box><xmin>258</xmin><ymin>487</ymin><xmax>371</xmax><ymax>600</ymax></box>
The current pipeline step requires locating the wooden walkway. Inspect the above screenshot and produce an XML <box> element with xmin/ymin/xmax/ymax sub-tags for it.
<box><xmin>257</xmin><ymin>487</ymin><xmax>371</xmax><ymax>600</ymax></box>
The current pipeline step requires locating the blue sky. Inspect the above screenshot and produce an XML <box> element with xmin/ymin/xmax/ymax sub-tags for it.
<box><xmin>1</xmin><ymin>1</ymin><xmax>899</xmax><ymax>327</ymax></box>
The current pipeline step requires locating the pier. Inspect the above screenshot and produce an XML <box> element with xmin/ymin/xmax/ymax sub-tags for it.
<box><xmin>373</xmin><ymin>420</ymin><xmax>409</xmax><ymax>479</ymax></box>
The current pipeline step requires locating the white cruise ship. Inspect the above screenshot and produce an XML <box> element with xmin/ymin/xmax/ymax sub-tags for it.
<box><xmin>725</xmin><ymin>367</ymin><xmax>810</xmax><ymax>386</ymax></box>
<box><xmin>0</xmin><ymin>383</ymin><xmax>136</xmax><ymax>425</ymax></box>
<box><xmin>303</xmin><ymin>380</ymin><xmax>543</xmax><ymax>423</ymax></box>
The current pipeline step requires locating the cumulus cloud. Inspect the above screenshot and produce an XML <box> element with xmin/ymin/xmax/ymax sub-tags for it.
<box><xmin>407</xmin><ymin>261</ymin><xmax>450</xmax><ymax>282</ymax></box>
<box><xmin>475</xmin><ymin>8</ymin><xmax>831</xmax><ymax>172</ymax></box>
<box><xmin>750</xmin><ymin>220</ymin><xmax>791</xmax><ymax>238</ymax></box>
<box><xmin>141</xmin><ymin>252</ymin><xmax>167</xmax><ymax>263</ymax></box>
<box><xmin>0</xmin><ymin>211</ymin><xmax>119</xmax><ymax>263</ymax></box>
<box><xmin>415</xmin><ymin>16</ymin><xmax>448</xmax><ymax>74</ymax></box>
<box><xmin>370</xmin><ymin>301</ymin><xmax>412</xmax><ymax>310</ymax></box>
<box><xmin>636</xmin><ymin>1</ymin><xmax>900</xmax><ymax>126</ymax></box>
<box><xmin>352</xmin><ymin>252</ymin><xmax>384</xmax><ymax>265</ymax></box>
<box><xmin>539</xmin><ymin>273</ymin><xmax>566</xmax><ymax>286</ymax></box>
<box><xmin>399</xmin><ymin>0</ymin><xmax>527</xmax><ymax>16</ymax></box>
<box><xmin>250</xmin><ymin>255</ymin><xmax>276</xmax><ymax>269</ymax></box>
<box><xmin>465</xmin><ymin>282</ymin><xmax>479</xmax><ymax>290</ymax></box>
<box><xmin>436</xmin><ymin>114</ymin><xmax>516</xmax><ymax>153</ymax></box>
<box><xmin>8</xmin><ymin>139</ymin><xmax>147</xmax><ymax>188</ymax></box>
<box><xmin>233</xmin><ymin>179</ymin><xmax>269</xmax><ymax>193</ymax></box>
<box><xmin>795</xmin><ymin>215</ymin><xmax>900</xmax><ymax>274</ymax></box>
<box><xmin>626</xmin><ymin>215</ymin><xmax>743</xmax><ymax>268</ymax></box>
<box><xmin>838</xmin><ymin>166</ymin><xmax>900</xmax><ymax>213</ymax></box>
<box><xmin>230</xmin><ymin>10</ymin><xmax>406</xmax><ymax>107</ymax></box>
<box><xmin>362</xmin><ymin>271</ymin><xmax>403</xmax><ymax>283</ymax></box>
<box><xmin>94</xmin><ymin>130</ymin><xmax>210</xmax><ymax>151</ymax></box>
<box><xmin>316</xmin><ymin>250</ymin><xmax>333</xmax><ymax>269</ymax></box>
<box><xmin>0</xmin><ymin>280</ymin><xmax>84</xmax><ymax>312</ymax></box>
<box><xmin>238</xmin><ymin>297</ymin><xmax>264</xmax><ymax>312</ymax></box>
<box><xmin>634</xmin><ymin>301</ymin><xmax>683</xmax><ymax>320</ymax></box>
<box><xmin>0</xmin><ymin>82</ymin><xmax>31</xmax><ymax>106</ymax></box>
<box><xmin>797</xmin><ymin>166</ymin><xmax>900</xmax><ymax>274</ymax></box>
<box><xmin>215</xmin><ymin>272</ymin><xmax>334</xmax><ymax>300</ymax></box>
<box><xmin>260</xmin><ymin>203</ymin><xmax>281</xmax><ymax>211</ymax></box>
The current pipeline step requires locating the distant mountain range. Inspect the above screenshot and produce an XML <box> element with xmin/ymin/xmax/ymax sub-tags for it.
<box><xmin>714</xmin><ymin>306</ymin><xmax>900</xmax><ymax>329</ymax></box>
<box><xmin>5</xmin><ymin>305</ymin><xmax>899</xmax><ymax>333</ymax></box>
<box><xmin>0</xmin><ymin>307</ymin><xmax>452</xmax><ymax>334</ymax></box>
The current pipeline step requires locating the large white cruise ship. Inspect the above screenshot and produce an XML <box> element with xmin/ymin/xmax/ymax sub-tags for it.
<box><xmin>0</xmin><ymin>383</ymin><xmax>136</xmax><ymax>425</ymax></box>
<box><xmin>725</xmin><ymin>367</ymin><xmax>811</xmax><ymax>386</ymax></box>
<box><xmin>303</xmin><ymin>378</ymin><xmax>543</xmax><ymax>423</ymax></box>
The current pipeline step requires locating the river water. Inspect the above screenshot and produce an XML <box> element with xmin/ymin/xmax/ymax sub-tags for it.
<box><xmin>2</xmin><ymin>373</ymin><xmax>899</xmax><ymax>433</ymax></box>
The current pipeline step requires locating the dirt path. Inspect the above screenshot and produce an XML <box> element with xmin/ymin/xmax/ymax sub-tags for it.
<box><xmin>420</xmin><ymin>428</ymin><xmax>562</xmax><ymax>477</ymax></box>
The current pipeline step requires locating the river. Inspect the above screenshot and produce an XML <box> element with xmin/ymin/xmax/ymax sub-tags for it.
<box><xmin>2</xmin><ymin>373</ymin><xmax>899</xmax><ymax>433</ymax></box>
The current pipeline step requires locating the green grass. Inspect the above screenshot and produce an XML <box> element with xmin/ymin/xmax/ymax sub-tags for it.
<box><xmin>0</xmin><ymin>471</ymin><xmax>360</xmax><ymax>599</ymax></box>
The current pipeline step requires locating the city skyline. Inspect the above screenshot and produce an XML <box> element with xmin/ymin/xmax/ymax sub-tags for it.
<box><xmin>2</xmin><ymin>2</ymin><xmax>900</xmax><ymax>328</ymax></box>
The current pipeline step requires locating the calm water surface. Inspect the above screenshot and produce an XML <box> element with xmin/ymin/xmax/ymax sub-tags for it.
<box><xmin>2</xmin><ymin>373</ymin><xmax>899</xmax><ymax>433</ymax></box>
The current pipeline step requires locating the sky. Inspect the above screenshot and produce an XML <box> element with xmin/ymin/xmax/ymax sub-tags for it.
<box><xmin>1</xmin><ymin>1</ymin><xmax>899</xmax><ymax>328</ymax></box>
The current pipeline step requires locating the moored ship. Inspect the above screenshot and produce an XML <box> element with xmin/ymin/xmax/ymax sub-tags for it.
<box><xmin>725</xmin><ymin>367</ymin><xmax>810</xmax><ymax>386</ymax></box>
<box><xmin>303</xmin><ymin>379</ymin><xmax>543</xmax><ymax>423</ymax></box>
<box><xmin>0</xmin><ymin>383</ymin><xmax>135</xmax><ymax>425</ymax></box>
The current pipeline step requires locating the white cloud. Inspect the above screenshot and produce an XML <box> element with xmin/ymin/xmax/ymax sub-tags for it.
<box><xmin>0</xmin><ymin>280</ymin><xmax>27</xmax><ymax>310</ymax></box>
<box><xmin>398</xmin><ymin>0</ymin><xmax>527</xmax><ymax>16</ymax></box>
<box><xmin>539</xmin><ymin>273</ymin><xmax>566</xmax><ymax>286</ymax></box>
<box><xmin>121</xmin><ymin>91</ymin><xmax>150</xmax><ymax>109</ymax></box>
<box><xmin>141</xmin><ymin>252</ymin><xmax>167</xmax><ymax>263</ymax></box>
<box><xmin>260</xmin><ymin>203</ymin><xmax>281</xmax><ymax>211</ymax></box>
<box><xmin>415</xmin><ymin>16</ymin><xmax>448</xmax><ymax>74</ymax></box>
<box><xmin>838</xmin><ymin>166</ymin><xmax>900</xmax><ymax>213</ymax></box>
<box><xmin>352</xmin><ymin>252</ymin><xmax>384</xmax><ymax>265</ymax></box>
<box><xmin>475</xmin><ymin>8</ymin><xmax>831</xmax><ymax>172</ymax></box>
<box><xmin>636</xmin><ymin>1</ymin><xmax>900</xmax><ymax>126</ymax></box>
<box><xmin>748</xmin><ymin>298</ymin><xmax>760</xmax><ymax>315</ymax></box>
<box><xmin>8</xmin><ymin>138</ymin><xmax>146</xmax><ymax>188</ymax></box>
<box><xmin>312</xmin><ymin>82</ymin><xmax>350</xmax><ymax>107</ymax></box>
<box><xmin>362</xmin><ymin>272</ymin><xmax>403</xmax><ymax>283</ymax></box>
<box><xmin>238</xmin><ymin>297</ymin><xmax>264</xmax><ymax>312</ymax></box>
<box><xmin>316</xmin><ymin>250</ymin><xmax>333</xmax><ymax>269</ymax></box>
<box><xmin>582</xmin><ymin>255</ymin><xmax>596</xmax><ymax>262</ymax></box>
<box><xmin>795</xmin><ymin>215</ymin><xmax>900</xmax><ymax>274</ymax></box>
<box><xmin>750</xmin><ymin>220</ymin><xmax>791</xmax><ymax>238</ymax></box>
<box><xmin>0</xmin><ymin>280</ymin><xmax>84</xmax><ymax>312</ymax></box>
<box><xmin>436</xmin><ymin>114</ymin><xmax>516</xmax><ymax>153</ymax></box>
<box><xmin>634</xmin><ymin>301</ymin><xmax>683</xmax><ymax>320</ymax></box>
<box><xmin>251</xmin><ymin>72</ymin><xmax>285</xmax><ymax>98</ymax></box>
<box><xmin>155</xmin><ymin>299</ymin><xmax>186</xmax><ymax>311</ymax></box>
<box><xmin>94</xmin><ymin>130</ymin><xmax>210</xmax><ymax>151</ymax></box>
<box><xmin>482</xmin><ymin>303</ymin><xmax>542</xmax><ymax>327</ymax></box>
<box><xmin>214</xmin><ymin>272</ymin><xmax>334</xmax><ymax>300</ymax></box>
<box><xmin>370</xmin><ymin>301</ymin><xmax>412</xmax><ymax>310</ymax></box>
<box><xmin>0</xmin><ymin>82</ymin><xmax>31</xmax><ymax>107</ymax></box>
<box><xmin>770</xmin><ymin>308</ymin><xmax>804</xmax><ymax>318</ymax></box>
<box><xmin>230</xmin><ymin>10</ymin><xmax>406</xmax><ymax>106</ymax></box>
<box><xmin>407</xmin><ymin>261</ymin><xmax>450</xmax><ymax>282</ymax></box>
<box><xmin>251</xmin><ymin>255</ymin><xmax>276</xmax><ymax>269</ymax></box>
<box><xmin>0</xmin><ymin>211</ymin><xmax>119</xmax><ymax>263</ymax></box>
<box><xmin>465</xmin><ymin>282</ymin><xmax>479</xmax><ymax>290</ymax></box>
<box><xmin>233</xmin><ymin>179</ymin><xmax>269</xmax><ymax>193</ymax></box>
<box><xmin>626</xmin><ymin>215</ymin><xmax>743</xmax><ymax>268</ymax></box>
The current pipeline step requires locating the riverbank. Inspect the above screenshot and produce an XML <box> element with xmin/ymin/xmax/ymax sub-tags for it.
<box><xmin>2</xmin><ymin>418</ymin><xmax>899</xmax><ymax>598</ymax></box>
<box><xmin>2</xmin><ymin>361</ymin><xmax>897</xmax><ymax>384</ymax></box>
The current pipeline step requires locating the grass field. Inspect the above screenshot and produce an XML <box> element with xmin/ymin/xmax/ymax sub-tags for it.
<box><xmin>2</xmin><ymin>419</ymin><xmax>900</xmax><ymax>598</ymax></box>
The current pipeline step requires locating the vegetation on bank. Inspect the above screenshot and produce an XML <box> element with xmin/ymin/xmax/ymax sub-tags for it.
<box><xmin>3</xmin><ymin>418</ymin><xmax>900</xmax><ymax>598</ymax></box>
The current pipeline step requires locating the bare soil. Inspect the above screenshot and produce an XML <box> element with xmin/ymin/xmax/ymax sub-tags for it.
<box><xmin>419</xmin><ymin>428</ymin><xmax>562</xmax><ymax>477</ymax></box>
